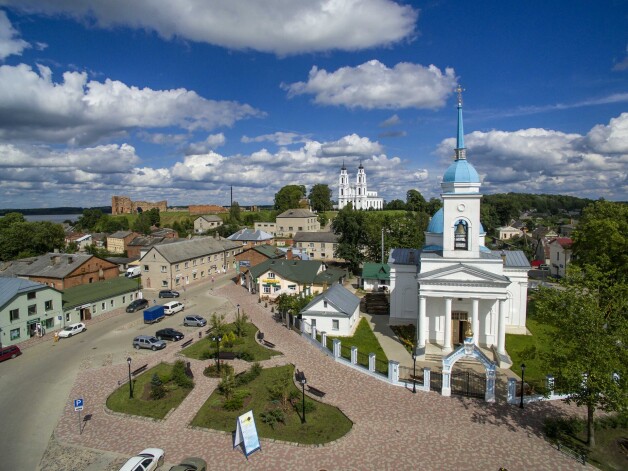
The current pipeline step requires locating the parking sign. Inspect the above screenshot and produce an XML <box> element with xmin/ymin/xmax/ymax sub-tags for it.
<box><xmin>74</xmin><ymin>398</ymin><xmax>84</xmax><ymax>411</ymax></box>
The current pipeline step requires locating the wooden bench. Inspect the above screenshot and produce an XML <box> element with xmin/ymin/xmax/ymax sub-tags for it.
<box><xmin>218</xmin><ymin>351</ymin><xmax>237</xmax><ymax>360</ymax></box>
<box><xmin>131</xmin><ymin>364</ymin><xmax>148</xmax><ymax>376</ymax></box>
<box><xmin>263</xmin><ymin>340</ymin><xmax>276</xmax><ymax>348</ymax></box>
<box><xmin>306</xmin><ymin>385</ymin><xmax>326</xmax><ymax>398</ymax></box>
<box><xmin>180</xmin><ymin>339</ymin><xmax>193</xmax><ymax>348</ymax></box>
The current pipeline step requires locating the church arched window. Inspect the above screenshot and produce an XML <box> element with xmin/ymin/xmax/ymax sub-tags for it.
<box><xmin>454</xmin><ymin>219</ymin><xmax>468</xmax><ymax>250</ymax></box>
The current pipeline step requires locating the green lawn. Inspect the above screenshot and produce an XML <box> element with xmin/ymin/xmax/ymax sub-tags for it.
<box><xmin>181</xmin><ymin>322</ymin><xmax>280</xmax><ymax>361</ymax></box>
<box><xmin>191</xmin><ymin>364</ymin><xmax>353</xmax><ymax>444</ymax></box>
<box><xmin>325</xmin><ymin>317</ymin><xmax>389</xmax><ymax>373</ymax></box>
<box><xmin>106</xmin><ymin>363</ymin><xmax>193</xmax><ymax>419</ymax></box>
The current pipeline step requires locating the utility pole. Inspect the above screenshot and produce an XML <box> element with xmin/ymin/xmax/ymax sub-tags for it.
<box><xmin>381</xmin><ymin>227</ymin><xmax>384</xmax><ymax>263</ymax></box>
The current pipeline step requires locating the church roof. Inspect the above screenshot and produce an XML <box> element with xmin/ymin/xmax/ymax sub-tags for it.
<box><xmin>442</xmin><ymin>159</ymin><xmax>480</xmax><ymax>184</ymax></box>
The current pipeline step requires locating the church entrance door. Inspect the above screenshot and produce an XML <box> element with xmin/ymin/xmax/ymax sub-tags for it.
<box><xmin>451</xmin><ymin>311</ymin><xmax>468</xmax><ymax>346</ymax></box>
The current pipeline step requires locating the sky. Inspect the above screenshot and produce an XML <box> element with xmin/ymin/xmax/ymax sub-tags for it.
<box><xmin>0</xmin><ymin>0</ymin><xmax>626</xmax><ymax>210</ymax></box>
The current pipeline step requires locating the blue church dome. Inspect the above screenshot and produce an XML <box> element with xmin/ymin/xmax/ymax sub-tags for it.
<box><xmin>442</xmin><ymin>159</ymin><xmax>480</xmax><ymax>184</ymax></box>
<box><xmin>426</xmin><ymin>208</ymin><xmax>444</xmax><ymax>233</ymax></box>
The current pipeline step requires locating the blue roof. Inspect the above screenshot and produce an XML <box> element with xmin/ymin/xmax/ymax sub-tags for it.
<box><xmin>426</xmin><ymin>208</ymin><xmax>444</xmax><ymax>233</ymax></box>
<box><xmin>443</xmin><ymin>159</ymin><xmax>480</xmax><ymax>184</ymax></box>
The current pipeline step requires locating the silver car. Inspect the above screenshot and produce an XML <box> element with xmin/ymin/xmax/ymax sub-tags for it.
<box><xmin>133</xmin><ymin>335</ymin><xmax>167</xmax><ymax>351</ymax></box>
<box><xmin>183</xmin><ymin>315</ymin><xmax>207</xmax><ymax>327</ymax></box>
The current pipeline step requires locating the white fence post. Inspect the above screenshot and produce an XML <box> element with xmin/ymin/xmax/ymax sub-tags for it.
<box><xmin>368</xmin><ymin>353</ymin><xmax>376</xmax><ymax>372</ymax></box>
<box><xmin>311</xmin><ymin>325</ymin><xmax>317</xmax><ymax>340</ymax></box>
<box><xmin>332</xmin><ymin>339</ymin><xmax>341</xmax><ymax>359</ymax></box>
<box><xmin>351</xmin><ymin>346</ymin><xmax>358</xmax><ymax>365</ymax></box>
<box><xmin>507</xmin><ymin>378</ymin><xmax>517</xmax><ymax>404</ymax></box>
<box><xmin>423</xmin><ymin>367</ymin><xmax>431</xmax><ymax>392</ymax></box>
<box><xmin>388</xmin><ymin>360</ymin><xmax>399</xmax><ymax>385</ymax></box>
<box><xmin>321</xmin><ymin>332</ymin><xmax>327</xmax><ymax>350</ymax></box>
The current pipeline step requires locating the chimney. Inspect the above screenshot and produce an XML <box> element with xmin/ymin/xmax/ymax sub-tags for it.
<box><xmin>500</xmin><ymin>250</ymin><xmax>507</xmax><ymax>266</ymax></box>
<box><xmin>286</xmin><ymin>248</ymin><xmax>293</xmax><ymax>260</ymax></box>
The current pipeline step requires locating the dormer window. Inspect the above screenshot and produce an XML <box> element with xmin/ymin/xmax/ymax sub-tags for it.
<box><xmin>454</xmin><ymin>220</ymin><xmax>468</xmax><ymax>250</ymax></box>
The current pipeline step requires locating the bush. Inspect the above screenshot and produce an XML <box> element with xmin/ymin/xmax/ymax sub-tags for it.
<box><xmin>238</xmin><ymin>350</ymin><xmax>253</xmax><ymax>362</ymax></box>
<box><xmin>172</xmin><ymin>360</ymin><xmax>194</xmax><ymax>389</ymax></box>
<box><xmin>224</xmin><ymin>396</ymin><xmax>244</xmax><ymax>411</ymax></box>
<box><xmin>150</xmin><ymin>373</ymin><xmax>166</xmax><ymax>400</ymax></box>
<box><xmin>544</xmin><ymin>416</ymin><xmax>584</xmax><ymax>439</ymax></box>
<box><xmin>203</xmin><ymin>363</ymin><xmax>234</xmax><ymax>378</ymax></box>
<box><xmin>260</xmin><ymin>408</ymin><xmax>285</xmax><ymax>428</ymax></box>
<box><xmin>234</xmin><ymin>363</ymin><xmax>263</xmax><ymax>387</ymax></box>
<box><xmin>200</xmin><ymin>350</ymin><xmax>212</xmax><ymax>360</ymax></box>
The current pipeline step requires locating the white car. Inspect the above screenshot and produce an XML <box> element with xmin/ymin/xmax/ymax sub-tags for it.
<box><xmin>58</xmin><ymin>322</ymin><xmax>86</xmax><ymax>338</ymax></box>
<box><xmin>163</xmin><ymin>301</ymin><xmax>184</xmax><ymax>315</ymax></box>
<box><xmin>119</xmin><ymin>448</ymin><xmax>164</xmax><ymax>471</ymax></box>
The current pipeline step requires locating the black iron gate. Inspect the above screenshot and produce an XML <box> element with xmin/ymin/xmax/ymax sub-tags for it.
<box><xmin>450</xmin><ymin>371</ymin><xmax>486</xmax><ymax>399</ymax></box>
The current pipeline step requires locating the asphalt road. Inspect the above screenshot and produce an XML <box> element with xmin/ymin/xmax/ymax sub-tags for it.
<box><xmin>0</xmin><ymin>277</ymin><xmax>233</xmax><ymax>471</ymax></box>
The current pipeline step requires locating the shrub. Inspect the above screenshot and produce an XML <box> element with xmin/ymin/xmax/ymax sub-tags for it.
<box><xmin>543</xmin><ymin>416</ymin><xmax>584</xmax><ymax>439</ymax></box>
<box><xmin>238</xmin><ymin>350</ymin><xmax>253</xmax><ymax>362</ymax></box>
<box><xmin>203</xmin><ymin>363</ymin><xmax>234</xmax><ymax>378</ymax></box>
<box><xmin>172</xmin><ymin>360</ymin><xmax>194</xmax><ymax>389</ymax></box>
<box><xmin>234</xmin><ymin>363</ymin><xmax>263</xmax><ymax>387</ymax></box>
<box><xmin>260</xmin><ymin>408</ymin><xmax>285</xmax><ymax>428</ymax></box>
<box><xmin>218</xmin><ymin>373</ymin><xmax>236</xmax><ymax>399</ymax></box>
<box><xmin>223</xmin><ymin>396</ymin><xmax>244</xmax><ymax>411</ymax></box>
<box><xmin>150</xmin><ymin>373</ymin><xmax>166</xmax><ymax>400</ymax></box>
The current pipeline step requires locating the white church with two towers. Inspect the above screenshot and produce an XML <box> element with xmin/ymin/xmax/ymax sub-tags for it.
<box><xmin>388</xmin><ymin>89</ymin><xmax>529</xmax><ymax>368</ymax></box>
<box><xmin>337</xmin><ymin>161</ymin><xmax>384</xmax><ymax>210</ymax></box>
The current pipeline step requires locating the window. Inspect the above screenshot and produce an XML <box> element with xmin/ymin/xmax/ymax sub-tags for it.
<box><xmin>28</xmin><ymin>304</ymin><xmax>37</xmax><ymax>316</ymax></box>
<box><xmin>273</xmin><ymin>285</ymin><xmax>280</xmax><ymax>292</ymax></box>
<box><xmin>27</xmin><ymin>292</ymin><xmax>36</xmax><ymax>300</ymax></box>
<box><xmin>143</xmin><ymin>265</ymin><xmax>149</xmax><ymax>271</ymax></box>
<box><xmin>323</xmin><ymin>301</ymin><xmax>328</xmax><ymax>308</ymax></box>
<box><xmin>332</xmin><ymin>319</ymin><xmax>339</xmax><ymax>331</ymax></box>
<box><xmin>268</xmin><ymin>272</ymin><xmax>275</xmax><ymax>279</ymax></box>
<box><xmin>92</xmin><ymin>304</ymin><xmax>97</xmax><ymax>313</ymax></box>
<box><xmin>289</xmin><ymin>226</ymin><xmax>293</xmax><ymax>231</ymax></box>
<box><xmin>122</xmin><ymin>296</ymin><xmax>126</xmax><ymax>303</ymax></box>
<box><xmin>288</xmin><ymin>284</ymin><xmax>296</xmax><ymax>291</ymax></box>
<box><xmin>309</xmin><ymin>243</ymin><xmax>314</xmax><ymax>248</ymax></box>
<box><xmin>263</xmin><ymin>286</ymin><xmax>271</xmax><ymax>294</ymax></box>
<box><xmin>45</xmin><ymin>318</ymin><xmax>54</xmax><ymax>329</ymax></box>
<box><xmin>10</xmin><ymin>309</ymin><xmax>19</xmax><ymax>321</ymax></box>
<box><xmin>10</xmin><ymin>328</ymin><xmax>20</xmax><ymax>340</ymax></box>
<box><xmin>101</xmin><ymin>302</ymin><xmax>105</xmax><ymax>310</ymax></box>
<box><xmin>321</xmin><ymin>253</ymin><xmax>326</xmax><ymax>258</ymax></box>
<box><xmin>201</xmin><ymin>271</ymin><xmax>205</xmax><ymax>277</ymax></box>
<box><xmin>175</xmin><ymin>264</ymin><xmax>180</xmax><ymax>271</ymax></box>
<box><xmin>45</xmin><ymin>300</ymin><xmax>53</xmax><ymax>311</ymax></box>
<box><xmin>321</xmin><ymin>243</ymin><xmax>325</xmax><ymax>249</ymax></box>
<box><xmin>65</xmin><ymin>313</ymin><xmax>70</xmax><ymax>322</ymax></box>
<box><xmin>175</xmin><ymin>277</ymin><xmax>181</xmax><ymax>285</ymax></box>
<box><xmin>161</xmin><ymin>265</ymin><xmax>167</xmax><ymax>273</ymax></box>
<box><xmin>184</xmin><ymin>262</ymin><xmax>189</xmax><ymax>268</ymax></box>
<box><xmin>162</xmin><ymin>280</ymin><xmax>168</xmax><ymax>287</ymax></box>
<box><xmin>201</xmin><ymin>258</ymin><xmax>205</xmax><ymax>264</ymax></box>
<box><xmin>110</xmin><ymin>300</ymin><xmax>114</xmax><ymax>308</ymax></box>
<box><xmin>193</xmin><ymin>260</ymin><xmax>197</xmax><ymax>266</ymax></box>
<box><xmin>193</xmin><ymin>273</ymin><xmax>197</xmax><ymax>280</ymax></box>
<box><xmin>298</xmin><ymin>226</ymin><xmax>303</xmax><ymax>231</ymax></box>
<box><xmin>311</xmin><ymin>319</ymin><xmax>317</xmax><ymax>329</ymax></box>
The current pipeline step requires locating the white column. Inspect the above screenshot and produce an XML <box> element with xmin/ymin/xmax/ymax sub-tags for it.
<box><xmin>497</xmin><ymin>299</ymin><xmax>506</xmax><ymax>355</ymax></box>
<box><xmin>444</xmin><ymin>297</ymin><xmax>452</xmax><ymax>353</ymax></box>
<box><xmin>472</xmin><ymin>298</ymin><xmax>479</xmax><ymax>346</ymax></box>
<box><xmin>418</xmin><ymin>296</ymin><xmax>427</xmax><ymax>348</ymax></box>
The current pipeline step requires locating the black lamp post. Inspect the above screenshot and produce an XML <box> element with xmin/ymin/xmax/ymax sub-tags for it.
<box><xmin>412</xmin><ymin>349</ymin><xmax>417</xmax><ymax>394</ymax></box>
<box><xmin>212</xmin><ymin>334</ymin><xmax>223</xmax><ymax>372</ymax></box>
<box><xmin>127</xmin><ymin>357</ymin><xmax>133</xmax><ymax>399</ymax></box>
<box><xmin>237</xmin><ymin>304</ymin><xmax>240</xmax><ymax>316</ymax></box>
<box><xmin>519</xmin><ymin>363</ymin><xmax>526</xmax><ymax>409</ymax></box>
<box><xmin>300</xmin><ymin>372</ymin><xmax>307</xmax><ymax>423</ymax></box>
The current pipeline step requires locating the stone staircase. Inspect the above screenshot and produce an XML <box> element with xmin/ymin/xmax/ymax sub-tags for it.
<box><xmin>361</xmin><ymin>292</ymin><xmax>389</xmax><ymax>315</ymax></box>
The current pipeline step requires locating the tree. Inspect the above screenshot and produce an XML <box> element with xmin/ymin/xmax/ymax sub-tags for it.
<box><xmin>406</xmin><ymin>189</ymin><xmax>426</xmax><ymax>212</ymax></box>
<box><xmin>534</xmin><ymin>266</ymin><xmax>628</xmax><ymax>447</ymax></box>
<box><xmin>75</xmin><ymin>209</ymin><xmax>103</xmax><ymax>231</ymax></box>
<box><xmin>209</xmin><ymin>312</ymin><xmax>227</xmax><ymax>336</ymax></box>
<box><xmin>317</xmin><ymin>213</ymin><xmax>329</xmax><ymax>229</ymax></box>
<box><xmin>308</xmin><ymin>184</ymin><xmax>333</xmax><ymax>213</ymax></box>
<box><xmin>146</xmin><ymin>208</ymin><xmax>161</xmax><ymax>227</ymax></box>
<box><xmin>132</xmin><ymin>212</ymin><xmax>152</xmax><ymax>235</ymax></box>
<box><xmin>572</xmin><ymin>200</ymin><xmax>628</xmax><ymax>282</ymax></box>
<box><xmin>150</xmin><ymin>373</ymin><xmax>166</xmax><ymax>400</ymax></box>
<box><xmin>233</xmin><ymin>310</ymin><xmax>249</xmax><ymax>338</ymax></box>
<box><xmin>229</xmin><ymin>201</ymin><xmax>241</xmax><ymax>224</ymax></box>
<box><xmin>331</xmin><ymin>203</ymin><xmax>366</xmax><ymax>274</ymax></box>
<box><xmin>274</xmin><ymin>185</ymin><xmax>306</xmax><ymax>213</ymax></box>
<box><xmin>385</xmin><ymin>199</ymin><xmax>406</xmax><ymax>210</ymax></box>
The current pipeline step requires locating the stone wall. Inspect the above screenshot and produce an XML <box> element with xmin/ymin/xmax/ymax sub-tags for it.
<box><xmin>188</xmin><ymin>204</ymin><xmax>228</xmax><ymax>215</ymax></box>
<box><xmin>111</xmin><ymin>196</ymin><xmax>167</xmax><ymax>215</ymax></box>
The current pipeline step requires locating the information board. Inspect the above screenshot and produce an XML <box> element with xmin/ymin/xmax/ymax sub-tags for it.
<box><xmin>233</xmin><ymin>410</ymin><xmax>261</xmax><ymax>458</ymax></box>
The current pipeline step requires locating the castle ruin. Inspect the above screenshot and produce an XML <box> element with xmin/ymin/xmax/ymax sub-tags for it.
<box><xmin>111</xmin><ymin>196</ymin><xmax>167</xmax><ymax>215</ymax></box>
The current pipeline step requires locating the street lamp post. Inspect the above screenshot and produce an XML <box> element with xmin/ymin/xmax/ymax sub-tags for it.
<box><xmin>412</xmin><ymin>349</ymin><xmax>417</xmax><ymax>394</ymax></box>
<box><xmin>300</xmin><ymin>372</ymin><xmax>307</xmax><ymax>423</ymax></box>
<box><xmin>127</xmin><ymin>357</ymin><xmax>133</xmax><ymax>399</ymax></box>
<box><xmin>237</xmin><ymin>304</ymin><xmax>240</xmax><ymax>317</ymax></box>
<box><xmin>520</xmin><ymin>363</ymin><xmax>526</xmax><ymax>409</ymax></box>
<box><xmin>212</xmin><ymin>334</ymin><xmax>223</xmax><ymax>372</ymax></box>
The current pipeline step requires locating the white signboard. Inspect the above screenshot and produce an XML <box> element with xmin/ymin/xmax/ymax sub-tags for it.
<box><xmin>233</xmin><ymin>410</ymin><xmax>261</xmax><ymax>458</ymax></box>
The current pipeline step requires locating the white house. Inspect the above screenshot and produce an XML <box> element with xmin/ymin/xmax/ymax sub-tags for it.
<box><xmin>388</xmin><ymin>92</ymin><xmax>529</xmax><ymax>368</ymax></box>
<box><xmin>300</xmin><ymin>283</ymin><xmax>360</xmax><ymax>336</ymax></box>
<box><xmin>497</xmin><ymin>226</ymin><xmax>522</xmax><ymax>240</ymax></box>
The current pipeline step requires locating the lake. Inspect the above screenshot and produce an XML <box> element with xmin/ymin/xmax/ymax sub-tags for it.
<box><xmin>23</xmin><ymin>214</ymin><xmax>83</xmax><ymax>223</ymax></box>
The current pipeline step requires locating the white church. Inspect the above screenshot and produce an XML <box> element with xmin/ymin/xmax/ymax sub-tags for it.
<box><xmin>388</xmin><ymin>90</ymin><xmax>529</xmax><ymax>368</ymax></box>
<box><xmin>337</xmin><ymin>162</ymin><xmax>384</xmax><ymax>210</ymax></box>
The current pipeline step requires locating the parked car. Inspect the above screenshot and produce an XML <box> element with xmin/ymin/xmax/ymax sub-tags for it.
<box><xmin>156</xmin><ymin>328</ymin><xmax>184</xmax><ymax>341</ymax></box>
<box><xmin>169</xmin><ymin>457</ymin><xmax>207</xmax><ymax>471</ymax></box>
<box><xmin>183</xmin><ymin>315</ymin><xmax>207</xmax><ymax>327</ymax></box>
<box><xmin>58</xmin><ymin>322</ymin><xmax>86</xmax><ymax>338</ymax></box>
<box><xmin>0</xmin><ymin>345</ymin><xmax>21</xmax><ymax>362</ymax></box>
<box><xmin>132</xmin><ymin>335</ymin><xmax>167</xmax><ymax>351</ymax></box>
<box><xmin>163</xmin><ymin>301</ymin><xmax>184</xmax><ymax>315</ymax></box>
<box><xmin>159</xmin><ymin>289</ymin><xmax>180</xmax><ymax>298</ymax></box>
<box><xmin>119</xmin><ymin>448</ymin><xmax>164</xmax><ymax>471</ymax></box>
<box><xmin>126</xmin><ymin>298</ymin><xmax>149</xmax><ymax>313</ymax></box>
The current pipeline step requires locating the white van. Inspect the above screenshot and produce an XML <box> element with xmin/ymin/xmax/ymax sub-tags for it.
<box><xmin>163</xmin><ymin>301</ymin><xmax>184</xmax><ymax>315</ymax></box>
<box><xmin>126</xmin><ymin>266</ymin><xmax>141</xmax><ymax>278</ymax></box>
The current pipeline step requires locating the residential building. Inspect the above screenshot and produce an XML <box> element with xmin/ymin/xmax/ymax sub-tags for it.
<box><xmin>254</xmin><ymin>208</ymin><xmax>321</xmax><ymax>237</ymax></box>
<box><xmin>151</xmin><ymin>227</ymin><xmax>178</xmax><ymax>239</ymax></box>
<box><xmin>65</xmin><ymin>233</ymin><xmax>92</xmax><ymax>252</ymax></box>
<box><xmin>300</xmin><ymin>283</ymin><xmax>360</xmax><ymax>336</ymax></box>
<box><xmin>140</xmin><ymin>237</ymin><xmax>242</xmax><ymax>290</ymax></box>
<box><xmin>548</xmin><ymin>237</ymin><xmax>573</xmax><ymax>278</ymax></box>
<box><xmin>337</xmin><ymin>162</ymin><xmax>384</xmax><ymax>210</ymax></box>
<box><xmin>126</xmin><ymin>235</ymin><xmax>179</xmax><ymax>259</ymax></box>
<box><xmin>0</xmin><ymin>278</ymin><xmax>63</xmax><ymax>346</ymax></box>
<box><xmin>106</xmin><ymin>231</ymin><xmax>137</xmax><ymax>254</ymax></box>
<box><xmin>497</xmin><ymin>226</ymin><xmax>522</xmax><ymax>240</ymax></box>
<box><xmin>227</xmin><ymin>228</ymin><xmax>274</xmax><ymax>248</ymax></box>
<box><xmin>242</xmin><ymin>259</ymin><xmax>347</xmax><ymax>301</ymax></box>
<box><xmin>388</xmin><ymin>92</ymin><xmax>529</xmax><ymax>367</ymax></box>
<box><xmin>62</xmin><ymin>276</ymin><xmax>141</xmax><ymax>325</ymax></box>
<box><xmin>0</xmin><ymin>253</ymin><xmax>120</xmax><ymax>290</ymax></box>
<box><xmin>235</xmin><ymin>245</ymin><xmax>286</xmax><ymax>273</ymax></box>
<box><xmin>292</xmin><ymin>232</ymin><xmax>340</xmax><ymax>261</ymax></box>
<box><xmin>194</xmin><ymin>215</ymin><xmax>224</xmax><ymax>233</ymax></box>
<box><xmin>360</xmin><ymin>262</ymin><xmax>390</xmax><ymax>291</ymax></box>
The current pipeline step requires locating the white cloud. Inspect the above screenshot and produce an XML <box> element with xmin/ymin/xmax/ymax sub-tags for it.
<box><xmin>184</xmin><ymin>133</ymin><xmax>226</xmax><ymax>155</ymax></box>
<box><xmin>320</xmin><ymin>134</ymin><xmax>383</xmax><ymax>156</ymax></box>
<box><xmin>4</xmin><ymin>0</ymin><xmax>417</xmax><ymax>55</ymax></box>
<box><xmin>283</xmin><ymin>60</ymin><xmax>457</xmax><ymax>109</ymax></box>
<box><xmin>380</xmin><ymin>114</ymin><xmax>401</xmax><ymax>127</ymax></box>
<box><xmin>0</xmin><ymin>10</ymin><xmax>30</xmax><ymax>59</ymax></box>
<box><xmin>435</xmin><ymin>114</ymin><xmax>628</xmax><ymax>199</ymax></box>
<box><xmin>0</xmin><ymin>63</ymin><xmax>262</xmax><ymax>144</ymax></box>
<box><xmin>613</xmin><ymin>44</ymin><xmax>628</xmax><ymax>71</ymax></box>
<box><xmin>241</xmin><ymin>132</ymin><xmax>307</xmax><ymax>146</ymax></box>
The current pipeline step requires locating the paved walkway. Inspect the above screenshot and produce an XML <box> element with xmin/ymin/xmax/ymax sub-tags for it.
<box><xmin>54</xmin><ymin>281</ymin><xmax>588</xmax><ymax>470</ymax></box>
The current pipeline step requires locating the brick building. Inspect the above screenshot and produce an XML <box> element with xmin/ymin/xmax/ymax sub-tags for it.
<box><xmin>235</xmin><ymin>244</ymin><xmax>286</xmax><ymax>272</ymax></box>
<box><xmin>111</xmin><ymin>196</ymin><xmax>167</xmax><ymax>215</ymax></box>
<box><xmin>106</xmin><ymin>231</ymin><xmax>138</xmax><ymax>254</ymax></box>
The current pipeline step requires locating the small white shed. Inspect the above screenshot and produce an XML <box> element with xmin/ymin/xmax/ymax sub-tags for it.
<box><xmin>300</xmin><ymin>283</ymin><xmax>360</xmax><ymax>336</ymax></box>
